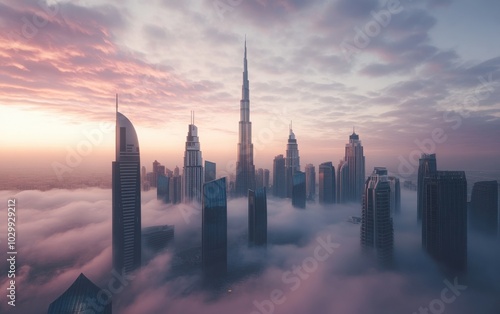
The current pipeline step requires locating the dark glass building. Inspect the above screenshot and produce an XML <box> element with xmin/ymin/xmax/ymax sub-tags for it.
<box><xmin>142</xmin><ymin>225</ymin><xmax>175</xmax><ymax>252</ymax></box>
<box><xmin>112</xmin><ymin>103</ymin><xmax>141</xmax><ymax>275</ymax></box>
<box><xmin>361</xmin><ymin>167</ymin><xmax>393</xmax><ymax>267</ymax></box>
<box><xmin>319</xmin><ymin>162</ymin><xmax>336</xmax><ymax>204</ymax></box>
<box><xmin>422</xmin><ymin>171</ymin><xmax>467</xmax><ymax>273</ymax></box>
<box><xmin>273</xmin><ymin>154</ymin><xmax>286</xmax><ymax>198</ymax></box>
<box><xmin>292</xmin><ymin>171</ymin><xmax>306</xmax><ymax>208</ymax></box>
<box><xmin>388</xmin><ymin>176</ymin><xmax>401</xmax><ymax>215</ymax></box>
<box><xmin>157</xmin><ymin>174</ymin><xmax>169</xmax><ymax>203</ymax></box>
<box><xmin>305</xmin><ymin>164</ymin><xmax>316</xmax><ymax>201</ymax></box>
<box><xmin>47</xmin><ymin>273</ymin><xmax>111</xmax><ymax>314</ymax></box>
<box><xmin>418</xmin><ymin>153</ymin><xmax>437</xmax><ymax>222</ymax></box>
<box><xmin>338</xmin><ymin>131</ymin><xmax>365</xmax><ymax>203</ymax></box>
<box><xmin>202</xmin><ymin>177</ymin><xmax>228</xmax><ymax>275</ymax></box>
<box><xmin>470</xmin><ymin>180</ymin><xmax>498</xmax><ymax>237</ymax></box>
<box><xmin>248</xmin><ymin>187</ymin><xmax>267</xmax><ymax>246</ymax></box>
<box><xmin>235</xmin><ymin>40</ymin><xmax>256</xmax><ymax>197</ymax></box>
<box><xmin>204</xmin><ymin>160</ymin><xmax>216</xmax><ymax>183</ymax></box>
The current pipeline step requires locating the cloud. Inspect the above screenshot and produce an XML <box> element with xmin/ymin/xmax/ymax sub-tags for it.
<box><xmin>1</xmin><ymin>188</ymin><xmax>499</xmax><ymax>313</ymax></box>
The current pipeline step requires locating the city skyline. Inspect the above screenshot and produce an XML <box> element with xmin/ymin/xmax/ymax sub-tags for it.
<box><xmin>1</xmin><ymin>1</ymin><xmax>500</xmax><ymax>313</ymax></box>
<box><xmin>2</xmin><ymin>1</ymin><xmax>500</xmax><ymax>182</ymax></box>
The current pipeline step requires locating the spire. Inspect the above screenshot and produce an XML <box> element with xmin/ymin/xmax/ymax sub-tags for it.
<box><xmin>241</xmin><ymin>37</ymin><xmax>250</xmax><ymax>103</ymax></box>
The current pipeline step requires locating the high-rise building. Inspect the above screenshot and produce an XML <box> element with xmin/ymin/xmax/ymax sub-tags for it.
<box><xmin>388</xmin><ymin>176</ymin><xmax>401</xmax><ymax>215</ymax></box>
<box><xmin>235</xmin><ymin>40</ymin><xmax>256</xmax><ymax>197</ymax></box>
<box><xmin>422</xmin><ymin>171</ymin><xmax>467</xmax><ymax>273</ymax></box>
<box><xmin>204</xmin><ymin>161</ymin><xmax>216</xmax><ymax>183</ymax></box>
<box><xmin>256</xmin><ymin>168</ymin><xmax>264</xmax><ymax>189</ymax></box>
<box><xmin>418</xmin><ymin>153</ymin><xmax>437</xmax><ymax>222</ymax></box>
<box><xmin>319</xmin><ymin>162</ymin><xmax>335</xmax><ymax>204</ymax></box>
<box><xmin>470</xmin><ymin>180</ymin><xmax>498</xmax><ymax>237</ymax></box>
<box><xmin>142</xmin><ymin>225</ymin><xmax>175</xmax><ymax>253</ymax></box>
<box><xmin>285</xmin><ymin>125</ymin><xmax>300</xmax><ymax>198</ymax></box>
<box><xmin>112</xmin><ymin>99</ymin><xmax>141</xmax><ymax>275</ymax></box>
<box><xmin>182</xmin><ymin>113</ymin><xmax>204</xmax><ymax>203</ymax></box>
<box><xmin>202</xmin><ymin>177</ymin><xmax>228</xmax><ymax>275</ymax></box>
<box><xmin>152</xmin><ymin>160</ymin><xmax>160</xmax><ymax>187</ymax></box>
<box><xmin>170</xmin><ymin>166</ymin><xmax>182</xmax><ymax>204</ymax></box>
<box><xmin>248</xmin><ymin>187</ymin><xmax>267</xmax><ymax>246</ymax></box>
<box><xmin>305</xmin><ymin>164</ymin><xmax>316</xmax><ymax>201</ymax></box>
<box><xmin>336</xmin><ymin>159</ymin><xmax>349</xmax><ymax>203</ymax></box>
<box><xmin>292</xmin><ymin>171</ymin><xmax>306</xmax><ymax>208</ymax></box>
<box><xmin>361</xmin><ymin>167</ymin><xmax>393</xmax><ymax>267</ymax></box>
<box><xmin>47</xmin><ymin>273</ymin><xmax>111</xmax><ymax>314</ymax></box>
<box><xmin>338</xmin><ymin>131</ymin><xmax>365</xmax><ymax>203</ymax></box>
<box><xmin>273</xmin><ymin>154</ymin><xmax>286</xmax><ymax>198</ymax></box>
<box><xmin>263</xmin><ymin>169</ymin><xmax>270</xmax><ymax>189</ymax></box>
<box><xmin>157</xmin><ymin>174</ymin><xmax>169</xmax><ymax>203</ymax></box>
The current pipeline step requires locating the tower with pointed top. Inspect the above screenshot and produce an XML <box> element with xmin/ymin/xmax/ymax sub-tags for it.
<box><xmin>112</xmin><ymin>95</ymin><xmax>141</xmax><ymax>275</ymax></box>
<box><xmin>338</xmin><ymin>130</ymin><xmax>365</xmax><ymax>203</ymax></box>
<box><xmin>183</xmin><ymin>111</ymin><xmax>204</xmax><ymax>203</ymax></box>
<box><xmin>235</xmin><ymin>39</ymin><xmax>256</xmax><ymax>197</ymax></box>
<box><xmin>285</xmin><ymin>124</ymin><xmax>300</xmax><ymax>198</ymax></box>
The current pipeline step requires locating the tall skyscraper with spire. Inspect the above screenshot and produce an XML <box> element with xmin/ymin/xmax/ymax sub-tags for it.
<box><xmin>235</xmin><ymin>39</ymin><xmax>256</xmax><ymax>197</ymax></box>
<box><xmin>182</xmin><ymin>111</ymin><xmax>204</xmax><ymax>203</ymax></box>
<box><xmin>285</xmin><ymin>124</ymin><xmax>300</xmax><ymax>198</ymax></box>
<box><xmin>112</xmin><ymin>95</ymin><xmax>141</xmax><ymax>275</ymax></box>
<box><xmin>338</xmin><ymin>130</ymin><xmax>365</xmax><ymax>203</ymax></box>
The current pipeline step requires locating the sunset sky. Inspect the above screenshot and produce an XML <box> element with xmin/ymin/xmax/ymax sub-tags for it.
<box><xmin>1</xmin><ymin>0</ymin><xmax>499</xmax><ymax>181</ymax></box>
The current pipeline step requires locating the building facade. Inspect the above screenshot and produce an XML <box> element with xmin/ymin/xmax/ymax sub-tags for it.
<box><xmin>273</xmin><ymin>154</ymin><xmax>286</xmax><ymax>198</ymax></box>
<box><xmin>248</xmin><ymin>187</ymin><xmax>267</xmax><ymax>246</ymax></box>
<box><xmin>112</xmin><ymin>106</ymin><xmax>141</xmax><ymax>275</ymax></box>
<box><xmin>418</xmin><ymin>153</ymin><xmax>437</xmax><ymax>222</ymax></box>
<box><xmin>202</xmin><ymin>177</ymin><xmax>228</xmax><ymax>275</ymax></box>
<box><xmin>422</xmin><ymin>171</ymin><xmax>467</xmax><ymax>273</ymax></box>
<box><xmin>319</xmin><ymin>162</ymin><xmax>335</xmax><ymax>204</ymax></box>
<box><xmin>285</xmin><ymin>127</ymin><xmax>300</xmax><ymax>198</ymax></box>
<box><xmin>182</xmin><ymin>118</ymin><xmax>204</xmax><ymax>203</ymax></box>
<box><xmin>361</xmin><ymin>167</ymin><xmax>394</xmax><ymax>267</ymax></box>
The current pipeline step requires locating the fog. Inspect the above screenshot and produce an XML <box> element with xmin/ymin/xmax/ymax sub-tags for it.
<box><xmin>0</xmin><ymin>188</ymin><xmax>499</xmax><ymax>314</ymax></box>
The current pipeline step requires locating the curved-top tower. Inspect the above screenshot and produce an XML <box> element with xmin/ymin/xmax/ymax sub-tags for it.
<box><xmin>112</xmin><ymin>95</ymin><xmax>141</xmax><ymax>275</ymax></box>
<box><xmin>235</xmin><ymin>39</ymin><xmax>256</xmax><ymax>197</ymax></box>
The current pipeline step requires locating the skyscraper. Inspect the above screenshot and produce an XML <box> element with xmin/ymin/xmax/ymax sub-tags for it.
<box><xmin>263</xmin><ymin>169</ymin><xmax>270</xmax><ymax>189</ymax></box>
<box><xmin>337</xmin><ymin>159</ymin><xmax>349</xmax><ymax>203</ymax></box>
<box><xmin>157</xmin><ymin>174</ymin><xmax>169</xmax><ymax>203</ymax></box>
<box><xmin>361</xmin><ymin>167</ymin><xmax>393</xmax><ymax>267</ymax></box>
<box><xmin>248</xmin><ymin>187</ymin><xmax>267</xmax><ymax>246</ymax></box>
<box><xmin>422</xmin><ymin>171</ymin><xmax>467</xmax><ymax>273</ymax></box>
<box><xmin>470</xmin><ymin>180</ymin><xmax>498</xmax><ymax>237</ymax></box>
<box><xmin>339</xmin><ymin>131</ymin><xmax>365</xmax><ymax>203</ymax></box>
<box><xmin>388</xmin><ymin>176</ymin><xmax>401</xmax><ymax>215</ymax></box>
<box><xmin>112</xmin><ymin>98</ymin><xmax>141</xmax><ymax>275</ymax></box>
<box><xmin>305</xmin><ymin>164</ymin><xmax>316</xmax><ymax>201</ymax></box>
<box><xmin>202</xmin><ymin>177</ymin><xmax>228</xmax><ymax>275</ymax></box>
<box><xmin>170</xmin><ymin>168</ymin><xmax>182</xmax><ymax>205</ymax></box>
<box><xmin>273</xmin><ymin>154</ymin><xmax>286</xmax><ymax>198</ymax></box>
<box><xmin>235</xmin><ymin>39</ymin><xmax>256</xmax><ymax>197</ymax></box>
<box><xmin>256</xmin><ymin>168</ymin><xmax>264</xmax><ymax>189</ymax></box>
<box><xmin>319</xmin><ymin>162</ymin><xmax>336</xmax><ymax>204</ymax></box>
<box><xmin>292</xmin><ymin>171</ymin><xmax>306</xmax><ymax>208</ymax></box>
<box><xmin>47</xmin><ymin>273</ymin><xmax>111</xmax><ymax>314</ymax></box>
<box><xmin>418</xmin><ymin>153</ymin><xmax>437</xmax><ymax>222</ymax></box>
<box><xmin>204</xmin><ymin>160</ymin><xmax>216</xmax><ymax>183</ymax></box>
<box><xmin>285</xmin><ymin>125</ymin><xmax>300</xmax><ymax>198</ymax></box>
<box><xmin>182</xmin><ymin>113</ymin><xmax>204</xmax><ymax>203</ymax></box>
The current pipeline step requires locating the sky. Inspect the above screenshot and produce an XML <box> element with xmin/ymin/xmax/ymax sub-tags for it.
<box><xmin>0</xmin><ymin>188</ymin><xmax>499</xmax><ymax>313</ymax></box>
<box><xmin>1</xmin><ymin>0</ymin><xmax>500</xmax><ymax>181</ymax></box>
